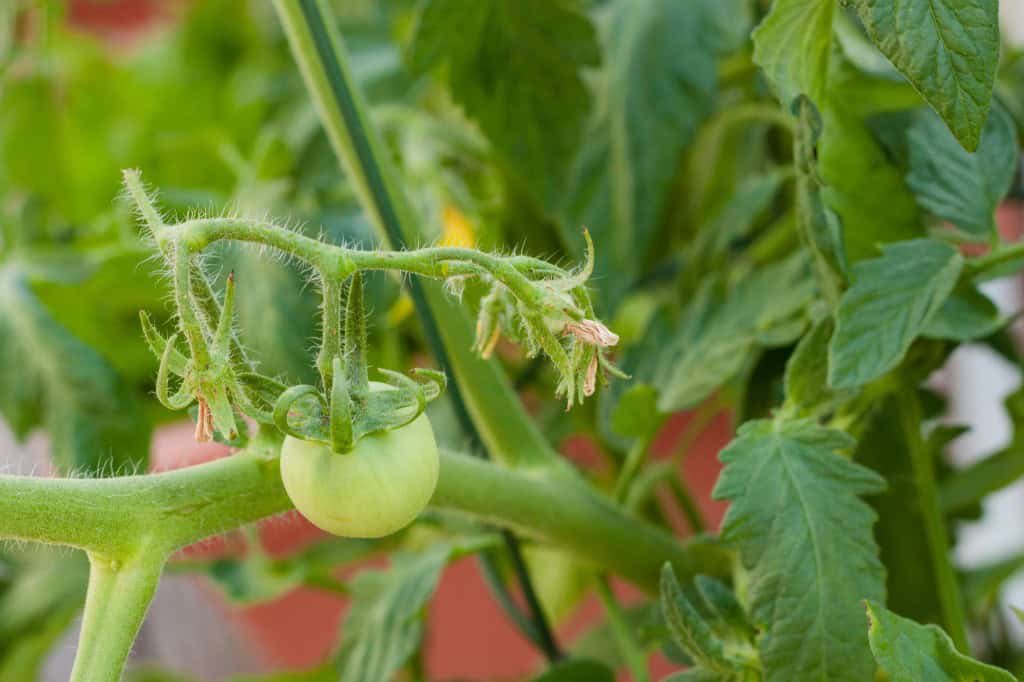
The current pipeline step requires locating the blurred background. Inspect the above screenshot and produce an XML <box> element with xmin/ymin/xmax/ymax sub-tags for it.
<box><xmin>1</xmin><ymin>1</ymin><xmax>1023</xmax><ymax>681</ymax></box>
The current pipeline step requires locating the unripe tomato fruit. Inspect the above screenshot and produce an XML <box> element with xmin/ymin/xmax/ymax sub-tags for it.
<box><xmin>280</xmin><ymin>382</ymin><xmax>439</xmax><ymax>538</ymax></box>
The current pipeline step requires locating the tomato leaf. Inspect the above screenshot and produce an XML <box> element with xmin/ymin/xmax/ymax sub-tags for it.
<box><xmin>660</xmin><ymin>564</ymin><xmax>747</xmax><ymax>675</ymax></box>
<box><xmin>713</xmin><ymin>419</ymin><xmax>886</xmax><ymax>682</ymax></box>
<box><xmin>783</xmin><ymin>316</ymin><xmax>838</xmax><ymax>416</ymax></box>
<box><xmin>865</xmin><ymin>600</ymin><xmax>1015</xmax><ymax>681</ymax></box>
<box><xmin>561</xmin><ymin>0</ymin><xmax>736</xmax><ymax>310</ymax></box>
<box><xmin>828</xmin><ymin>239</ymin><xmax>962</xmax><ymax>388</ymax></box>
<box><xmin>337</xmin><ymin>544</ymin><xmax>452</xmax><ymax>682</ymax></box>
<box><xmin>0</xmin><ymin>548</ymin><xmax>88</xmax><ymax>680</ymax></box>
<box><xmin>845</xmin><ymin>0</ymin><xmax>1000</xmax><ymax>151</ymax></box>
<box><xmin>409</xmin><ymin>0</ymin><xmax>599</xmax><ymax>203</ymax></box>
<box><xmin>0</xmin><ymin>265</ymin><xmax>150</xmax><ymax>475</ymax></box>
<box><xmin>752</xmin><ymin>0</ymin><xmax>835</xmax><ymax>106</ymax></box>
<box><xmin>922</xmin><ymin>284</ymin><xmax>1005</xmax><ymax>342</ymax></box>
<box><xmin>656</xmin><ymin>254</ymin><xmax>814</xmax><ymax>412</ymax></box>
<box><xmin>818</xmin><ymin>55</ymin><xmax>924</xmax><ymax>264</ymax></box>
<box><xmin>906</xmin><ymin>105</ymin><xmax>1018</xmax><ymax>242</ymax></box>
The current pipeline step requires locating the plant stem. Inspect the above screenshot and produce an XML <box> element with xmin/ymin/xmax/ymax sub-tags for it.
<box><xmin>0</xmin><ymin>447</ymin><xmax>730</xmax><ymax>593</ymax></box>
<box><xmin>317</xmin><ymin>277</ymin><xmax>343</xmax><ymax>391</ymax></box>
<box><xmin>967</xmin><ymin>238</ymin><xmax>1024</xmax><ymax>278</ymax></box>
<box><xmin>613</xmin><ymin>435</ymin><xmax>654</xmax><ymax>502</ymax></box>
<box><xmin>434</xmin><ymin>452</ymin><xmax>731</xmax><ymax>590</ymax></box>
<box><xmin>272</xmin><ymin>0</ymin><xmax>567</xmax><ymax>658</ymax></box>
<box><xmin>667</xmin><ymin>476</ymin><xmax>706</xmax><ymax>535</ymax></box>
<box><xmin>478</xmin><ymin>550</ymin><xmax>544</xmax><ymax>646</ymax></box>
<box><xmin>499</xmin><ymin>527</ymin><xmax>563</xmax><ymax>660</ymax></box>
<box><xmin>595</xmin><ymin>576</ymin><xmax>652</xmax><ymax>682</ymax></box>
<box><xmin>70</xmin><ymin>549</ymin><xmax>165</xmax><ymax>682</ymax></box>
<box><xmin>899</xmin><ymin>383</ymin><xmax>970</xmax><ymax>652</ymax></box>
<box><xmin>0</xmin><ymin>432</ymin><xmax>291</xmax><ymax>557</ymax></box>
<box><xmin>272</xmin><ymin>0</ymin><xmax>560</xmax><ymax>470</ymax></box>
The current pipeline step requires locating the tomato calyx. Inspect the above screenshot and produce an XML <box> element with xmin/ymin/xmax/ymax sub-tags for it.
<box><xmin>271</xmin><ymin>365</ymin><xmax>445</xmax><ymax>454</ymax></box>
<box><xmin>274</xmin><ymin>273</ymin><xmax>446</xmax><ymax>454</ymax></box>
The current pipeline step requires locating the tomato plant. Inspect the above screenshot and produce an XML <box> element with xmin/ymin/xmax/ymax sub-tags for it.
<box><xmin>2</xmin><ymin>0</ymin><xmax>1024</xmax><ymax>681</ymax></box>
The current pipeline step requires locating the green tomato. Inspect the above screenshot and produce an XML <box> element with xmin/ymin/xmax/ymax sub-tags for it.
<box><xmin>280</xmin><ymin>382</ymin><xmax>439</xmax><ymax>538</ymax></box>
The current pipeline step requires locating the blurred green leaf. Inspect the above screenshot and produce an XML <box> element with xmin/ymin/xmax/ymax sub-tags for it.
<box><xmin>854</xmin><ymin>395</ymin><xmax>943</xmax><ymax>626</ymax></box>
<box><xmin>660</xmin><ymin>565</ymin><xmax>735</xmax><ymax>674</ymax></box>
<box><xmin>562</xmin><ymin>0</ymin><xmax>733</xmax><ymax>310</ymax></box>
<box><xmin>610</xmin><ymin>383</ymin><xmax>661</xmax><ymax>439</ymax></box>
<box><xmin>0</xmin><ymin>548</ymin><xmax>88</xmax><ymax>680</ymax></box>
<box><xmin>337</xmin><ymin>544</ymin><xmax>452</xmax><ymax>682</ymax></box>
<box><xmin>819</xmin><ymin>89</ymin><xmax>923</xmax><ymax>264</ymax></box>
<box><xmin>409</xmin><ymin>0</ymin><xmax>599</xmax><ymax>202</ymax></box>
<box><xmin>783</xmin><ymin>317</ymin><xmax>837</xmax><ymax>416</ymax></box>
<box><xmin>31</xmin><ymin>247</ymin><xmax>166</xmax><ymax>384</ymax></box>
<box><xmin>752</xmin><ymin>0</ymin><xmax>834</xmax><ymax>106</ymax></box>
<box><xmin>828</xmin><ymin>239</ymin><xmax>962</xmax><ymax>389</ymax></box>
<box><xmin>0</xmin><ymin>265</ymin><xmax>150</xmax><ymax>474</ymax></box>
<box><xmin>865</xmin><ymin>600</ymin><xmax>1015</xmax><ymax>681</ymax></box>
<box><xmin>906</xmin><ymin>105</ymin><xmax>1018</xmax><ymax>241</ymax></box>
<box><xmin>656</xmin><ymin>254</ymin><xmax>813</xmax><ymax>411</ymax></box>
<box><xmin>923</xmin><ymin>285</ymin><xmax>1005</xmax><ymax>342</ymax></box>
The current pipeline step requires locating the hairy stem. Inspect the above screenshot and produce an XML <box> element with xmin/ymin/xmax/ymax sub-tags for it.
<box><xmin>271</xmin><ymin>0</ymin><xmax>559</xmax><ymax>470</ymax></box>
<box><xmin>0</xmin><ymin>446</ymin><xmax>730</xmax><ymax>593</ymax></box>
<box><xmin>144</xmin><ymin>214</ymin><xmax>559</xmax><ymax>321</ymax></box>
<box><xmin>70</xmin><ymin>550</ymin><xmax>165</xmax><ymax>682</ymax></box>
<box><xmin>318</xmin><ymin>277</ymin><xmax>344</xmax><ymax>392</ymax></box>
<box><xmin>274</xmin><ymin>0</ymin><xmax>572</xmax><ymax>659</ymax></box>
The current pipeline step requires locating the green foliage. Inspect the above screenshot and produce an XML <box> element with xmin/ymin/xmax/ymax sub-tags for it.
<box><xmin>714</xmin><ymin>419</ymin><xmax>886</xmax><ymax>681</ymax></box>
<box><xmin>752</xmin><ymin>0</ymin><xmax>834</xmax><ymax>106</ymax></box>
<box><xmin>866</xmin><ymin>601</ymin><xmax>1015</xmax><ymax>681</ymax></box>
<box><xmin>828</xmin><ymin>239</ymin><xmax>962</xmax><ymax>388</ymax></box>
<box><xmin>562</xmin><ymin>0</ymin><xmax>739</xmax><ymax>309</ymax></box>
<box><xmin>655</xmin><ymin>254</ymin><xmax>813</xmax><ymax>411</ymax></box>
<box><xmin>0</xmin><ymin>548</ymin><xmax>88</xmax><ymax>680</ymax></box>
<box><xmin>337</xmin><ymin>544</ymin><xmax>451</xmax><ymax>681</ymax></box>
<box><xmin>0</xmin><ymin>265</ymin><xmax>150</xmax><ymax>474</ymax></box>
<box><xmin>409</xmin><ymin>0</ymin><xmax>600</xmax><ymax>202</ymax></box>
<box><xmin>783</xmin><ymin>317</ymin><xmax>837</xmax><ymax>415</ymax></box>
<box><xmin>906</xmin><ymin>105</ymin><xmax>1019</xmax><ymax>241</ymax></box>
<box><xmin>659</xmin><ymin>564</ymin><xmax>758</xmax><ymax>679</ymax></box>
<box><xmin>846</xmin><ymin>0</ymin><xmax>1001</xmax><ymax>151</ymax></box>
<box><xmin>2</xmin><ymin>0</ymin><xmax>1024</xmax><ymax>680</ymax></box>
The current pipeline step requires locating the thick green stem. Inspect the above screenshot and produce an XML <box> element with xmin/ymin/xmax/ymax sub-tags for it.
<box><xmin>0</xmin><ymin>435</ymin><xmax>290</xmax><ymax>557</ymax></box>
<box><xmin>0</xmin><ymin>447</ymin><xmax>729</xmax><ymax>593</ymax></box>
<box><xmin>70</xmin><ymin>550</ymin><xmax>165</xmax><ymax>682</ymax></box>
<box><xmin>899</xmin><ymin>384</ymin><xmax>970</xmax><ymax>652</ymax></box>
<box><xmin>433</xmin><ymin>452</ymin><xmax>730</xmax><ymax>590</ymax></box>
